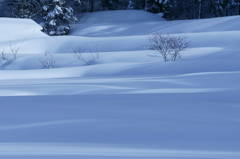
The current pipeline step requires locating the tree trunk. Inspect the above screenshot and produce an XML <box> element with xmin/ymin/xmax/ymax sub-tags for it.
<box><xmin>89</xmin><ymin>0</ymin><xmax>94</xmax><ymax>12</ymax></box>
<box><xmin>144</xmin><ymin>0</ymin><xmax>147</xmax><ymax>10</ymax></box>
<box><xmin>198</xmin><ymin>0</ymin><xmax>202</xmax><ymax>19</ymax></box>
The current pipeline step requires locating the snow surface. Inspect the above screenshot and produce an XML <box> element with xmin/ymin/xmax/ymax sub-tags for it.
<box><xmin>0</xmin><ymin>10</ymin><xmax>240</xmax><ymax>158</ymax></box>
<box><xmin>0</xmin><ymin>18</ymin><xmax>46</xmax><ymax>43</ymax></box>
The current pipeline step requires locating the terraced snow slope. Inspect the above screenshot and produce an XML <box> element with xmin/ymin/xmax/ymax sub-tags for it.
<box><xmin>0</xmin><ymin>10</ymin><xmax>240</xmax><ymax>159</ymax></box>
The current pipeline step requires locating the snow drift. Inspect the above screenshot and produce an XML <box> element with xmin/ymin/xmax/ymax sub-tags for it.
<box><xmin>0</xmin><ymin>10</ymin><xmax>240</xmax><ymax>159</ymax></box>
<box><xmin>0</xmin><ymin>18</ymin><xmax>46</xmax><ymax>43</ymax></box>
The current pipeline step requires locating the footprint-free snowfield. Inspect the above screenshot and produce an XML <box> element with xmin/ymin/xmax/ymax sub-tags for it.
<box><xmin>0</xmin><ymin>10</ymin><xmax>240</xmax><ymax>159</ymax></box>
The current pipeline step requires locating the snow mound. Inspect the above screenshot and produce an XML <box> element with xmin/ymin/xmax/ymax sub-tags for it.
<box><xmin>0</xmin><ymin>10</ymin><xmax>240</xmax><ymax>158</ymax></box>
<box><xmin>72</xmin><ymin>11</ymin><xmax>240</xmax><ymax>37</ymax></box>
<box><xmin>155</xmin><ymin>15</ymin><xmax>240</xmax><ymax>34</ymax></box>
<box><xmin>0</xmin><ymin>18</ymin><xmax>47</xmax><ymax>43</ymax></box>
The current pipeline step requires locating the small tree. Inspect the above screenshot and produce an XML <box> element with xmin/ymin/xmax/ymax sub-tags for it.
<box><xmin>41</xmin><ymin>0</ymin><xmax>77</xmax><ymax>35</ymax></box>
<box><xmin>150</xmin><ymin>33</ymin><xmax>188</xmax><ymax>62</ymax></box>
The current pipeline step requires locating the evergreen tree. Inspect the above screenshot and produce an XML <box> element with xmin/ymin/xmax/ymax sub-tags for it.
<box><xmin>5</xmin><ymin>0</ymin><xmax>42</xmax><ymax>18</ymax></box>
<box><xmin>213</xmin><ymin>0</ymin><xmax>239</xmax><ymax>16</ymax></box>
<box><xmin>146</xmin><ymin>0</ymin><xmax>164</xmax><ymax>12</ymax></box>
<box><xmin>128</xmin><ymin>0</ymin><xmax>134</xmax><ymax>9</ymax></box>
<box><xmin>41</xmin><ymin>0</ymin><xmax>77</xmax><ymax>35</ymax></box>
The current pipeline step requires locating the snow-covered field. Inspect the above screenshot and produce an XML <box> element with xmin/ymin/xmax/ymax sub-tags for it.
<box><xmin>0</xmin><ymin>10</ymin><xmax>240</xmax><ymax>158</ymax></box>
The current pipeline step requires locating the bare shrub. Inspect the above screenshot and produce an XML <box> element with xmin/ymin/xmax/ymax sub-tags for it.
<box><xmin>73</xmin><ymin>49</ymin><xmax>100</xmax><ymax>66</ymax></box>
<box><xmin>0</xmin><ymin>50</ymin><xmax>8</xmax><ymax>61</ymax></box>
<box><xmin>39</xmin><ymin>52</ymin><xmax>56</xmax><ymax>69</ymax></box>
<box><xmin>9</xmin><ymin>46</ymin><xmax>19</xmax><ymax>60</ymax></box>
<box><xmin>0</xmin><ymin>47</ymin><xmax>19</xmax><ymax>68</ymax></box>
<box><xmin>150</xmin><ymin>33</ymin><xmax>188</xmax><ymax>62</ymax></box>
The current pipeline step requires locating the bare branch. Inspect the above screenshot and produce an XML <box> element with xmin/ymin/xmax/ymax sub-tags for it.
<box><xmin>150</xmin><ymin>33</ymin><xmax>188</xmax><ymax>62</ymax></box>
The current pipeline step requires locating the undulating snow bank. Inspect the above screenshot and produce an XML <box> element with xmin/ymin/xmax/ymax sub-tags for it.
<box><xmin>0</xmin><ymin>18</ymin><xmax>46</xmax><ymax>43</ymax></box>
<box><xmin>0</xmin><ymin>10</ymin><xmax>240</xmax><ymax>159</ymax></box>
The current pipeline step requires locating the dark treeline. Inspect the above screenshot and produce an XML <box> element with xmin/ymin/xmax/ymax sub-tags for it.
<box><xmin>0</xmin><ymin>0</ymin><xmax>239</xmax><ymax>35</ymax></box>
<box><xmin>164</xmin><ymin>0</ymin><xmax>240</xmax><ymax>20</ymax></box>
<box><xmin>71</xmin><ymin>0</ymin><xmax>240</xmax><ymax>19</ymax></box>
<box><xmin>0</xmin><ymin>0</ymin><xmax>163</xmax><ymax>16</ymax></box>
<box><xmin>0</xmin><ymin>0</ymin><xmax>239</xmax><ymax>19</ymax></box>
<box><xmin>71</xmin><ymin>0</ymin><xmax>163</xmax><ymax>12</ymax></box>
